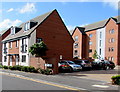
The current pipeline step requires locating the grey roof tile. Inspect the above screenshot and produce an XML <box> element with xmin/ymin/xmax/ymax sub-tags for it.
<box><xmin>3</xmin><ymin>10</ymin><xmax>54</xmax><ymax>42</ymax></box>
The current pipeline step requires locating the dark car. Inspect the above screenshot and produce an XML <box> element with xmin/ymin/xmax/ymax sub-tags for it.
<box><xmin>92</xmin><ymin>60</ymin><xmax>115</xmax><ymax>70</ymax></box>
<box><xmin>58</xmin><ymin>60</ymin><xmax>82</xmax><ymax>72</ymax></box>
<box><xmin>101</xmin><ymin>60</ymin><xmax>115</xmax><ymax>69</ymax></box>
<box><xmin>73</xmin><ymin>60</ymin><xmax>92</xmax><ymax>70</ymax></box>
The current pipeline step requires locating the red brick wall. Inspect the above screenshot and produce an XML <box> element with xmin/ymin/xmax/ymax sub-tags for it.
<box><xmin>86</xmin><ymin>30</ymin><xmax>97</xmax><ymax>59</ymax></box>
<box><xmin>72</xmin><ymin>28</ymin><xmax>83</xmax><ymax>59</ymax></box>
<box><xmin>30</xmin><ymin>57</ymin><xmax>46</xmax><ymax>69</ymax></box>
<box><xmin>117</xmin><ymin>24</ymin><xmax>120</xmax><ymax>65</ymax></box>
<box><xmin>7</xmin><ymin>40</ymin><xmax>19</xmax><ymax>66</ymax></box>
<box><xmin>105</xmin><ymin>19</ymin><xmax>118</xmax><ymax>65</ymax></box>
<box><xmin>31</xmin><ymin>10</ymin><xmax>73</xmax><ymax>74</ymax></box>
<box><xmin>8</xmin><ymin>40</ymin><xmax>19</xmax><ymax>54</ymax></box>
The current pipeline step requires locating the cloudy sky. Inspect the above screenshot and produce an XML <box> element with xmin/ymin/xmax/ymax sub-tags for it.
<box><xmin>0</xmin><ymin>0</ymin><xmax>119</xmax><ymax>32</ymax></box>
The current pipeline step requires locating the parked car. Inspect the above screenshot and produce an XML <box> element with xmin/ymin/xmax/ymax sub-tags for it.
<box><xmin>73</xmin><ymin>60</ymin><xmax>92</xmax><ymax>70</ymax></box>
<box><xmin>58</xmin><ymin>60</ymin><xmax>82</xmax><ymax>72</ymax></box>
<box><xmin>92</xmin><ymin>60</ymin><xmax>115</xmax><ymax>70</ymax></box>
<box><xmin>101</xmin><ymin>60</ymin><xmax>115</xmax><ymax>69</ymax></box>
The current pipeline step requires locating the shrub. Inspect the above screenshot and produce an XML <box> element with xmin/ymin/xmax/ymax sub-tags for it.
<box><xmin>111</xmin><ymin>75</ymin><xmax>120</xmax><ymax>85</ymax></box>
<box><xmin>17</xmin><ymin>66</ymin><xmax>23</xmax><ymax>71</ymax></box>
<box><xmin>9</xmin><ymin>66</ymin><xmax>13</xmax><ymax>70</ymax></box>
<box><xmin>21</xmin><ymin>66</ymin><xmax>29</xmax><ymax>72</ymax></box>
<box><xmin>28</xmin><ymin>66</ymin><xmax>36</xmax><ymax>72</ymax></box>
<box><xmin>44</xmin><ymin>69</ymin><xmax>52</xmax><ymax>75</ymax></box>
<box><xmin>38</xmin><ymin>68</ymin><xmax>52</xmax><ymax>75</ymax></box>
<box><xmin>0</xmin><ymin>65</ymin><xmax>3</xmax><ymax>68</ymax></box>
<box><xmin>3</xmin><ymin>66</ymin><xmax>8</xmax><ymax>69</ymax></box>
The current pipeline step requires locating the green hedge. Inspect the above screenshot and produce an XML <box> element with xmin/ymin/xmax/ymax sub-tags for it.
<box><xmin>0</xmin><ymin>65</ymin><xmax>3</xmax><ymax>68</ymax></box>
<box><xmin>3</xmin><ymin>66</ymin><xmax>9</xmax><ymax>69</ymax></box>
<box><xmin>3</xmin><ymin>65</ymin><xmax>37</xmax><ymax>73</ymax></box>
<box><xmin>111</xmin><ymin>75</ymin><xmax>120</xmax><ymax>85</ymax></box>
<box><xmin>38</xmin><ymin>68</ymin><xmax>52</xmax><ymax>75</ymax></box>
<box><xmin>2</xmin><ymin>65</ymin><xmax>52</xmax><ymax>74</ymax></box>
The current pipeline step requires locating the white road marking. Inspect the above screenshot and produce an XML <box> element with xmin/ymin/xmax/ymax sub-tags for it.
<box><xmin>92</xmin><ymin>85</ymin><xmax>109</xmax><ymax>88</ymax></box>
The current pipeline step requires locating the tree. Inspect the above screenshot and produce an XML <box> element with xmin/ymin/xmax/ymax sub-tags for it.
<box><xmin>29</xmin><ymin>41</ymin><xmax>48</xmax><ymax>57</ymax></box>
<box><xmin>92</xmin><ymin>50</ymin><xmax>98</xmax><ymax>59</ymax></box>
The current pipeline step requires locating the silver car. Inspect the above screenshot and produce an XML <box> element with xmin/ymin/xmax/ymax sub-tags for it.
<box><xmin>59</xmin><ymin>60</ymin><xmax>82</xmax><ymax>72</ymax></box>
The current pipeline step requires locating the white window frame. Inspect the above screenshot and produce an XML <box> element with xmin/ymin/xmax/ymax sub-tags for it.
<box><xmin>89</xmin><ymin>34</ymin><xmax>93</xmax><ymax>38</ymax></box>
<box><xmin>9</xmin><ymin>42</ymin><xmax>12</xmax><ymax>49</ymax></box>
<box><xmin>74</xmin><ymin>36</ymin><xmax>78</xmax><ymax>41</ymax></box>
<box><xmin>24</xmin><ymin>22</ymin><xmax>30</xmax><ymax>31</ymax></box>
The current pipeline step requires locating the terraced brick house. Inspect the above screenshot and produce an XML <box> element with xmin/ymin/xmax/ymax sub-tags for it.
<box><xmin>2</xmin><ymin>9</ymin><xmax>74</xmax><ymax>74</ymax></box>
<box><xmin>72</xmin><ymin>16</ymin><xmax>120</xmax><ymax>65</ymax></box>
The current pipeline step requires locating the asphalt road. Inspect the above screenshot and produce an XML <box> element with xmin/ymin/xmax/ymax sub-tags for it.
<box><xmin>1</xmin><ymin>74</ymin><xmax>81</xmax><ymax>92</ymax></box>
<box><xmin>0</xmin><ymin>69</ymin><xmax>119</xmax><ymax>92</ymax></box>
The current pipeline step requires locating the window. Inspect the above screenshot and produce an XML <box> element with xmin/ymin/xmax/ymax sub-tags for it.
<box><xmin>21</xmin><ymin>38</ymin><xmax>27</xmax><ymax>53</ymax></box>
<box><xmin>89</xmin><ymin>34</ymin><xmax>93</xmax><ymax>38</ymax></box>
<box><xmin>109</xmin><ymin>38</ymin><xmax>115</xmax><ymax>43</ymax></box>
<box><xmin>108</xmin><ymin>47</ymin><xmax>111</xmax><ymax>52</ymax></box>
<box><xmin>16</xmin><ymin>40</ymin><xmax>18</xmax><ymax>48</ymax></box>
<box><xmin>89</xmin><ymin>49</ymin><xmax>92</xmax><ymax>53</ymax></box>
<box><xmin>16</xmin><ymin>56</ymin><xmax>19</xmax><ymax>62</ymax></box>
<box><xmin>89</xmin><ymin>41</ymin><xmax>92</xmax><ymax>45</ymax></box>
<box><xmin>4</xmin><ymin>43</ymin><xmax>7</xmax><ymax>54</ymax></box>
<box><xmin>111</xmin><ymin>57</ymin><xmax>114</xmax><ymax>61</ymax></box>
<box><xmin>22</xmin><ymin>55</ymin><xmax>26</xmax><ymax>62</ymax></box>
<box><xmin>109</xmin><ymin>29</ymin><xmax>115</xmax><ymax>34</ymax></box>
<box><xmin>100</xmin><ymin>32</ymin><xmax>102</xmax><ymax>39</ymax></box>
<box><xmin>24</xmin><ymin>22</ymin><xmax>30</xmax><ymax>31</ymax></box>
<box><xmin>108</xmin><ymin>57</ymin><xmax>111</xmax><ymax>61</ymax></box>
<box><xmin>111</xmin><ymin>47</ymin><xmax>114</xmax><ymax>52</ymax></box>
<box><xmin>99</xmin><ymin>48</ymin><xmax>101</xmax><ymax>55</ymax></box>
<box><xmin>74</xmin><ymin>36</ymin><xmax>78</xmax><ymax>41</ymax></box>
<box><xmin>11</xmin><ymin>27</ymin><xmax>15</xmax><ymax>35</ymax></box>
<box><xmin>10</xmin><ymin>56</ymin><xmax>12</xmax><ymax>62</ymax></box>
<box><xmin>37</xmin><ymin>38</ymin><xmax>42</xmax><ymax>43</ymax></box>
<box><xmin>74</xmin><ymin>50</ymin><xmax>78</xmax><ymax>55</ymax></box>
<box><xmin>9</xmin><ymin>42</ymin><xmax>12</xmax><ymax>49</ymax></box>
<box><xmin>74</xmin><ymin>43</ymin><xmax>79</xmax><ymax>48</ymax></box>
<box><xmin>4</xmin><ymin>56</ymin><xmax>7</xmax><ymax>62</ymax></box>
<box><xmin>108</xmin><ymin>47</ymin><xmax>114</xmax><ymax>52</ymax></box>
<box><xmin>99</xmin><ymin>40</ymin><xmax>102</xmax><ymax>47</ymax></box>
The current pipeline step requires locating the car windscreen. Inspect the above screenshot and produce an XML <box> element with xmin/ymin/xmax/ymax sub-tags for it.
<box><xmin>67</xmin><ymin>61</ymin><xmax>75</xmax><ymax>64</ymax></box>
<box><xmin>73</xmin><ymin>61</ymin><xmax>82</xmax><ymax>64</ymax></box>
<box><xmin>84</xmin><ymin>60</ymin><xmax>89</xmax><ymax>63</ymax></box>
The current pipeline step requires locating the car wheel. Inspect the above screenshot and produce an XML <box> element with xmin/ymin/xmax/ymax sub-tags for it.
<box><xmin>69</xmin><ymin>67</ymin><xmax>73</xmax><ymax>72</ymax></box>
<box><xmin>103</xmin><ymin>66</ymin><xmax>107</xmax><ymax>70</ymax></box>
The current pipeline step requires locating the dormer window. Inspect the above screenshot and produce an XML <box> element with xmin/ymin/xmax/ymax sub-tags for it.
<box><xmin>24</xmin><ymin>22</ymin><xmax>30</xmax><ymax>31</ymax></box>
<box><xmin>24</xmin><ymin>21</ymin><xmax>37</xmax><ymax>31</ymax></box>
<box><xmin>11</xmin><ymin>27</ymin><xmax>15</xmax><ymax>35</ymax></box>
<box><xmin>11</xmin><ymin>26</ymin><xmax>21</xmax><ymax>35</ymax></box>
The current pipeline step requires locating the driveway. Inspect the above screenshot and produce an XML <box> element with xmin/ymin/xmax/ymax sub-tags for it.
<box><xmin>58</xmin><ymin>66</ymin><xmax>119</xmax><ymax>83</ymax></box>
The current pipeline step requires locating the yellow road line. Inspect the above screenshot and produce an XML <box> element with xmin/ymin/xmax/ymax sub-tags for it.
<box><xmin>0</xmin><ymin>73</ymin><xmax>83</xmax><ymax>91</ymax></box>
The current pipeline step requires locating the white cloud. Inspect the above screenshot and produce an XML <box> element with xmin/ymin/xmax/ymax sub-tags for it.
<box><xmin>79</xmin><ymin>23</ymin><xmax>89</xmax><ymax>27</ymax></box>
<box><xmin>19</xmin><ymin>3</ymin><xmax>36</xmax><ymax>14</ymax></box>
<box><xmin>102</xmin><ymin>0</ymin><xmax>119</xmax><ymax>10</ymax></box>
<box><xmin>7</xmin><ymin>8</ymin><xmax>14</xmax><ymax>12</ymax></box>
<box><xmin>67</xmin><ymin>23</ymin><xmax>89</xmax><ymax>35</ymax></box>
<box><xmin>67</xmin><ymin>25</ymin><xmax>76</xmax><ymax>31</ymax></box>
<box><xmin>0</xmin><ymin>19</ymin><xmax>22</xmax><ymax>31</ymax></box>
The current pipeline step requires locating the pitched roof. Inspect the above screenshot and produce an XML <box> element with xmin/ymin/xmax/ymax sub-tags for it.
<box><xmin>82</xmin><ymin>16</ymin><xmax>119</xmax><ymax>32</ymax></box>
<box><xmin>83</xmin><ymin>19</ymin><xmax>109</xmax><ymax>32</ymax></box>
<box><xmin>0</xmin><ymin>29</ymin><xmax>8</xmax><ymax>36</ymax></box>
<box><xmin>3</xmin><ymin>10</ymin><xmax>55</xmax><ymax>42</ymax></box>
